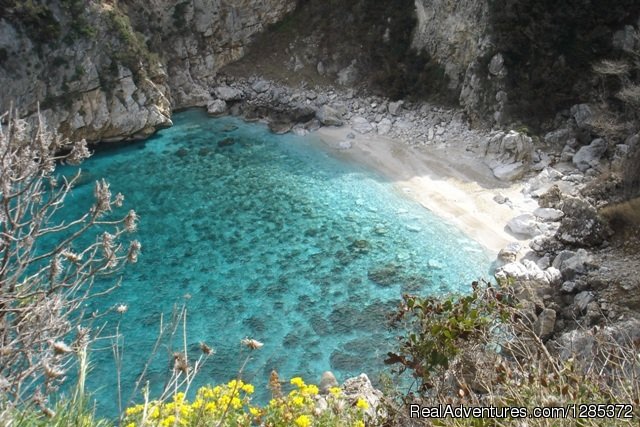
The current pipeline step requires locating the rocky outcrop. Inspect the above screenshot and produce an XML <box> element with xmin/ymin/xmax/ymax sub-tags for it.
<box><xmin>0</xmin><ymin>0</ymin><xmax>295</xmax><ymax>142</ymax></box>
<box><xmin>484</xmin><ymin>130</ymin><xmax>533</xmax><ymax>181</ymax></box>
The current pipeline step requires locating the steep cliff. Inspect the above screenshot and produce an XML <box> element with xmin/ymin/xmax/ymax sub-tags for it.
<box><xmin>0</xmin><ymin>0</ymin><xmax>295</xmax><ymax>141</ymax></box>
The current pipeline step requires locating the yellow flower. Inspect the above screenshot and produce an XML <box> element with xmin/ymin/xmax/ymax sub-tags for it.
<box><xmin>149</xmin><ymin>406</ymin><xmax>160</xmax><ymax>419</ymax></box>
<box><xmin>294</xmin><ymin>414</ymin><xmax>312</xmax><ymax>427</ymax></box>
<box><xmin>161</xmin><ymin>415</ymin><xmax>176</xmax><ymax>427</ymax></box>
<box><xmin>353</xmin><ymin>421</ymin><xmax>365</xmax><ymax>427</ymax></box>
<box><xmin>241</xmin><ymin>383</ymin><xmax>255</xmax><ymax>394</ymax></box>
<box><xmin>290</xmin><ymin>377</ymin><xmax>305</xmax><ymax>388</ymax></box>
<box><xmin>356</xmin><ymin>398</ymin><xmax>369</xmax><ymax>410</ymax></box>
<box><xmin>302</xmin><ymin>384</ymin><xmax>319</xmax><ymax>396</ymax></box>
<box><xmin>125</xmin><ymin>423</ymin><xmax>136</xmax><ymax>427</ymax></box>
<box><xmin>291</xmin><ymin>396</ymin><xmax>305</xmax><ymax>406</ymax></box>
<box><xmin>329</xmin><ymin>387</ymin><xmax>341</xmax><ymax>396</ymax></box>
<box><xmin>249</xmin><ymin>407</ymin><xmax>260</xmax><ymax>416</ymax></box>
<box><xmin>125</xmin><ymin>405</ymin><xmax>144</xmax><ymax>416</ymax></box>
<box><xmin>231</xmin><ymin>396</ymin><xmax>242</xmax><ymax>409</ymax></box>
<box><xmin>173</xmin><ymin>392</ymin><xmax>185</xmax><ymax>403</ymax></box>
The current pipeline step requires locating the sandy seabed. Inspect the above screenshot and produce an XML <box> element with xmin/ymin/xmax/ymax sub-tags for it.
<box><xmin>314</xmin><ymin>126</ymin><xmax>534</xmax><ymax>256</ymax></box>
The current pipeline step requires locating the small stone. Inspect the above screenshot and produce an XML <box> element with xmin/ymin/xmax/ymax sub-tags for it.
<box><xmin>319</xmin><ymin>371</ymin><xmax>339</xmax><ymax>394</ymax></box>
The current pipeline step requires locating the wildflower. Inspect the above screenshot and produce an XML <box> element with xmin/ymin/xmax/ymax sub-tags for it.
<box><xmin>249</xmin><ymin>407</ymin><xmax>260</xmax><ymax>417</ymax></box>
<box><xmin>173</xmin><ymin>352</ymin><xmax>188</xmax><ymax>374</ymax></box>
<box><xmin>292</xmin><ymin>396</ymin><xmax>304</xmax><ymax>406</ymax></box>
<box><xmin>354</xmin><ymin>421</ymin><xmax>365</xmax><ymax>427</ymax></box>
<box><xmin>61</xmin><ymin>249</ymin><xmax>82</xmax><ymax>263</ymax></box>
<box><xmin>43</xmin><ymin>363</ymin><xmax>65</xmax><ymax>379</ymax></box>
<box><xmin>329</xmin><ymin>386</ymin><xmax>341</xmax><ymax>396</ymax></box>
<box><xmin>241</xmin><ymin>337</ymin><xmax>264</xmax><ymax>350</ymax></box>
<box><xmin>116</xmin><ymin>304</ymin><xmax>128</xmax><ymax>314</ymax></box>
<box><xmin>125</xmin><ymin>405</ymin><xmax>144</xmax><ymax>416</ymax></box>
<box><xmin>93</xmin><ymin>179</ymin><xmax>112</xmax><ymax>215</ymax></box>
<box><xmin>302</xmin><ymin>384</ymin><xmax>319</xmax><ymax>396</ymax></box>
<box><xmin>241</xmin><ymin>383</ymin><xmax>254</xmax><ymax>394</ymax></box>
<box><xmin>290</xmin><ymin>377</ymin><xmax>305</xmax><ymax>388</ymax></box>
<box><xmin>356</xmin><ymin>398</ymin><xmax>369</xmax><ymax>410</ymax></box>
<box><xmin>294</xmin><ymin>414</ymin><xmax>312</xmax><ymax>427</ymax></box>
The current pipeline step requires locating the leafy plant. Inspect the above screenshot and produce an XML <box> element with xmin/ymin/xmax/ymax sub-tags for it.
<box><xmin>386</xmin><ymin>281</ymin><xmax>513</xmax><ymax>391</ymax></box>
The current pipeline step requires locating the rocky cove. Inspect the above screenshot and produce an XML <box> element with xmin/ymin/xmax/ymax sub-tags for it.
<box><xmin>2</xmin><ymin>0</ymin><xmax>640</xmax><ymax>423</ymax></box>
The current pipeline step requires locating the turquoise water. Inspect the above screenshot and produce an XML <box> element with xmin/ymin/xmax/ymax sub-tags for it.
<box><xmin>58</xmin><ymin>109</ymin><xmax>491</xmax><ymax>415</ymax></box>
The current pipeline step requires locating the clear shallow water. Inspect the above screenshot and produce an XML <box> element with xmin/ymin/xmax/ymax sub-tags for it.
<box><xmin>57</xmin><ymin>109</ymin><xmax>492</xmax><ymax>416</ymax></box>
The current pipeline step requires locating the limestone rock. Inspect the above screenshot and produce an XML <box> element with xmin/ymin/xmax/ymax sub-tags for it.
<box><xmin>485</xmin><ymin>131</ymin><xmax>533</xmax><ymax>181</ymax></box>
<box><xmin>316</xmin><ymin>105</ymin><xmax>344</xmax><ymax>126</ymax></box>
<box><xmin>251</xmin><ymin>79</ymin><xmax>270</xmax><ymax>93</ymax></box>
<box><xmin>573</xmin><ymin>138</ymin><xmax>607</xmax><ymax>171</ymax></box>
<box><xmin>557</xmin><ymin>196</ymin><xmax>610</xmax><ymax>247</ymax></box>
<box><xmin>570</xmin><ymin>104</ymin><xmax>593</xmax><ymax>129</ymax></box>
<box><xmin>534</xmin><ymin>207</ymin><xmax>564</xmax><ymax>222</ymax></box>
<box><xmin>207</xmin><ymin>99</ymin><xmax>227</xmax><ymax>116</ymax></box>
<box><xmin>498</xmin><ymin>242</ymin><xmax>521</xmax><ymax>263</ymax></box>
<box><xmin>507</xmin><ymin>214</ymin><xmax>542</xmax><ymax>237</ymax></box>
<box><xmin>388</xmin><ymin>100</ymin><xmax>404</xmax><ymax>116</ymax></box>
<box><xmin>377</xmin><ymin>118</ymin><xmax>392</xmax><ymax>135</ymax></box>
<box><xmin>214</xmin><ymin>86</ymin><xmax>244</xmax><ymax>102</ymax></box>
<box><xmin>534</xmin><ymin>308</ymin><xmax>556</xmax><ymax>340</ymax></box>
<box><xmin>351</xmin><ymin>117</ymin><xmax>373</xmax><ymax>134</ymax></box>
<box><xmin>341</xmin><ymin>373</ymin><xmax>383</xmax><ymax>419</ymax></box>
<box><xmin>319</xmin><ymin>371</ymin><xmax>339</xmax><ymax>394</ymax></box>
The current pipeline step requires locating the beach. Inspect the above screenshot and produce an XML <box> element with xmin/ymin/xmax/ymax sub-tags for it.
<box><xmin>314</xmin><ymin>126</ymin><xmax>534</xmax><ymax>256</ymax></box>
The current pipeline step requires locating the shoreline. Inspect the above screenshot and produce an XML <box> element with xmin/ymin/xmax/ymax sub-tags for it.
<box><xmin>311</xmin><ymin>125</ymin><xmax>530</xmax><ymax>256</ymax></box>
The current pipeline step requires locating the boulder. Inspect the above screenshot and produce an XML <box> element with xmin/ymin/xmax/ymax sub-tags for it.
<box><xmin>498</xmin><ymin>242</ymin><xmax>521</xmax><ymax>263</ymax></box>
<box><xmin>533</xmin><ymin>207</ymin><xmax>564</xmax><ymax>222</ymax></box>
<box><xmin>316</xmin><ymin>105</ymin><xmax>344</xmax><ymax>126</ymax></box>
<box><xmin>556</xmin><ymin>196</ymin><xmax>610</xmax><ymax>247</ymax></box>
<box><xmin>341</xmin><ymin>374</ymin><xmax>383</xmax><ymax>419</ymax></box>
<box><xmin>507</xmin><ymin>213</ymin><xmax>542</xmax><ymax>237</ymax></box>
<box><xmin>574</xmin><ymin>291</ymin><xmax>595</xmax><ymax>312</ymax></box>
<box><xmin>213</xmin><ymin>85</ymin><xmax>244</xmax><ymax>101</ymax></box>
<box><xmin>377</xmin><ymin>118</ymin><xmax>392</xmax><ymax>135</ymax></box>
<box><xmin>319</xmin><ymin>371</ymin><xmax>339</xmax><ymax>394</ymax></box>
<box><xmin>533</xmin><ymin>308</ymin><xmax>556</xmax><ymax>340</ymax></box>
<box><xmin>492</xmin><ymin>162</ymin><xmax>526</xmax><ymax>181</ymax></box>
<box><xmin>488</xmin><ymin>53</ymin><xmax>507</xmax><ymax>78</ymax></box>
<box><xmin>570</xmin><ymin>104</ymin><xmax>593</xmax><ymax>129</ymax></box>
<box><xmin>251</xmin><ymin>79</ymin><xmax>270</xmax><ymax>93</ymax></box>
<box><xmin>388</xmin><ymin>100</ymin><xmax>404</xmax><ymax>116</ymax></box>
<box><xmin>573</xmin><ymin>138</ymin><xmax>607</xmax><ymax>171</ymax></box>
<box><xmin>555</xmin><ymin>248</ymin><xmax>594</xmax><ymax>279</ymax></box>
<box><xmin>485</xmin><ymin>130</ymin><xmax>533</xmax><ymax>181</ymax></box>
<box><xmin>351</xmin><ymin>117</ymin><xmax>373</xmax><ymax>134</ymax></box>
<box><xmin>206</xmin><ymin>99</ymin><xmax>227</xmax><ymax>116</ymax></box>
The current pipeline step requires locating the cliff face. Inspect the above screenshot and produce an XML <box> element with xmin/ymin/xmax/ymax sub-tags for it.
<box><xmin>412</xmin><ymin>0</ymin><xmax>639</xmax><ymax>126</ymax></box>
<box><xmin>0</xmin><ymin>0</ymin><xmax>295</xmax><ymax>141</ymax></box>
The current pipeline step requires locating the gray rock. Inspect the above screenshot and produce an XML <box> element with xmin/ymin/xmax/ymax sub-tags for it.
<box><xmin>377</xmin><ymin>118</ymin><xmax>392</xmax><ymax>135</ymax></box>
<box><xmin>493</xmin><ymin>193</ymin><xmax>509</xmax><ymax>204</ymax></box>
<box><xmin>337</xmin><ymin>60</ymin><xmax>358</xmax><ymax>86</ymax></box>
<box><xmin>492</xmin><ymin>161</ymin><xmax>526</xmax><ymax>181</ymax></box>
<box><xmin>206</xmin><ymin>99</ymin><xmax>227</xmax><ymax>116</ymax></box>
<box><xmin>488</xmin><ymin>53</ymin><xmax>507</xmax><ymax>77</ymax></box>
<box><xmin>316</xmin><ymin>105</ymin><xmax>344</xmax><ymax>126</ymax></box>
<box><xmin>544</xmin><ymin>128</ymin><xmax>574</xmax><ymax>146</ymax></box>
<box><xmin>213</xmin><ymin>85</ymin><xmax>244</xmax><ymax>101</ymax></box>
<box><xmin>557</xmin><ymin>249</ymin><xmax>594</xmax><ymax>279</ymax></box>
<box><xmin>337</xmin><ymin>140</ymin><xmax>352</xmax><ymax>150</ymax></box>
<box><xmin>574</xmin><ymin>291</ymin><xmax>595</xmax><ymax>312</ymax></box>
<box><xmin>498</xmin><ymin>242</ymin><xmax>521</xmax><ymax>263</ymax></box>
<box><xmin>388</xmin><ymin>100</ymin><xmax>404</xmax><ymax>116</ymax></box>
<box><xmin>534</xmin><ymin>308</ymin><xmax>556</xmax><ymax>340</ymax></box>
<box><xmin>573</xmin><ymin>138</ymin><xmax>607</xmax><ymax>172</ymax></box>
<box><xmin>251</xmin><ymin>79</ymin><xmax>270</xmax><ymax>93</ymax></box>
<box><xmin>341</xmin><ymin>373</ymin><xmax>383</xmax><ymax>419</ymax></box>
<box><xmin>351</xmin><ymin>117</ymin><xmax>373</xmax><ymax>134</ymax></box>
<box><xmin>507</xmin><ymin>214</ymin><xmax>542</xmax><ymax>237</ymax></box>
<box><xmin>552</xmin><ymin>250</ymin><xmax>576</xmax><ymax>270</ymax></box>
<box><xmin>570</xmin><ymin>104</ymin><xmax>593</xmax><ymax>129</ymax></box>
<box><xmin>319</xmin><ymin>371</ymin><xmax>339</xmax><ymax>394</ymax></box>
<box><xmin>534</xmin><ymin>207</ymin><xmax>564</xmax><ymax>222</ymax></box>
<box><xmin>557</xmin><ymin>196</ymin><xmax>610</xmax><ymax>247</ymax></box>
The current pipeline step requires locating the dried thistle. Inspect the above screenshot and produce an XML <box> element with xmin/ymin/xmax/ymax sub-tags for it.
<box><xmin>269</xmin><ymin>370</ymin><xmax>282</xmax><ymax>399</ymax></box>
<box><xmin>173</xmin><ymin>352</ymin><xmax>189</xmax><ymax>374</ymax></box>
<box><xmin>67</xmin><ymin>139</ymin><xmax>91</xmax><ymax>165</ymax></box>
<box><xmin>127</xmin><ymin>240</ymin><xmax>141</xmax><ymax>263</ymax></box>
<box><xmin>199</xmin><ymin>342</ymin><xmax>214</xmax><ymax>355</ymax></box>
<box><xmin>241</xmin><ymin>337</ymin><xmax>264</xmax><ymax>350</ymax></box>
<box><xmin>124</xmin><ymin>209</ymin><xmax>139</xmax><ymax>232</ymax></box>
<box><xmin>115</xmin><ymin>304</ymin><xmax>128</xmax><ymax>314</ymax></box>
<box><xmin>51</xmin><ymin>341</ymin><xmax>73</xmax><ymax>355</ymax></box>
